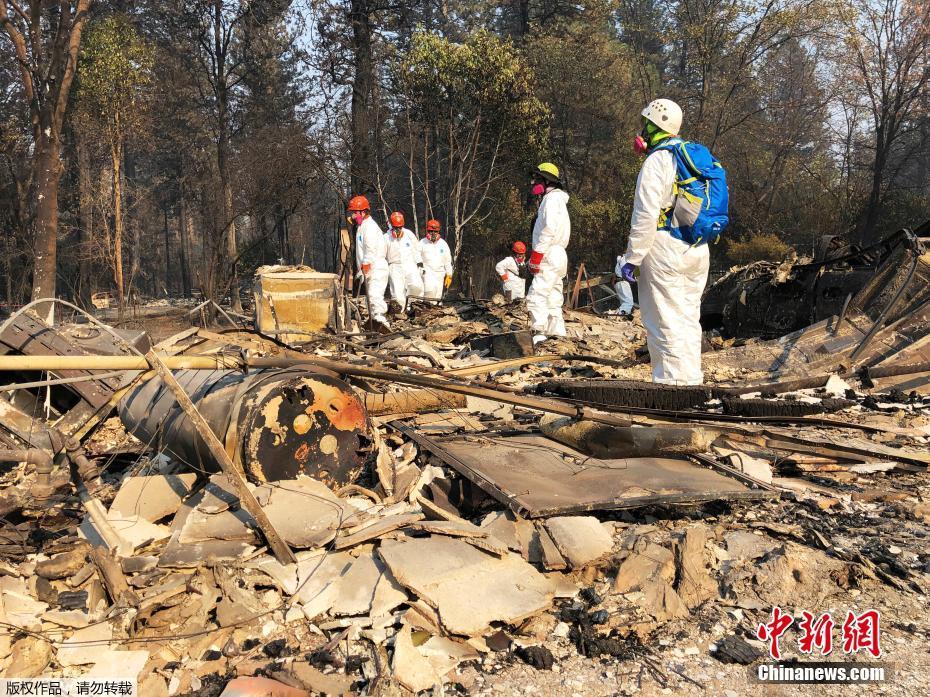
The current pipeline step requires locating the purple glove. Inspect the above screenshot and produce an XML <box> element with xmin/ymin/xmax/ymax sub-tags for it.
<box><xmin>620</xmin><ymin>262</ymin><xmax>637</xmax><ymax>284</ymax></box>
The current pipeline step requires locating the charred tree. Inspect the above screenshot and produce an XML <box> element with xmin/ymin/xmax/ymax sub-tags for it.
<box><xmin>0</xmin><ymin>0</ymin><xmax>93</xmax><ymax>317</ymax></box>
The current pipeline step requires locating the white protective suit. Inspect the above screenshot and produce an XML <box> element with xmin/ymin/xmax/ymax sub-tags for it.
<box><xmin>624</xmin><ymin>148</ymin><xmax>710</xmax><ymax>385</ymax></box>
<box><xmin>494</xmin><ymin>255</ymin><xmax>527</xmax><ymax>301</ymax></box>
<box><xmin>419</xmin><ymin>237</ymin><xmax>453</xmax><ymax>300</ymax></box>
<box><xmin>527</xmin><ymin>189</ymin><xmax>571</xmax><ymax>338</ymax></box>
<box><xmin>384</xmin><ymin>228</ymin><xmax>424</xmax><ymax>309</ymax></box>
<box><xmin>613</xmin><ymin>254</ymin><xmax>635</xmax><ymax>314</ymax></box>
<box><xmin>355</xmin><ymin>215</ymin><xmax>389</xmax><ymax>324</ymax></box>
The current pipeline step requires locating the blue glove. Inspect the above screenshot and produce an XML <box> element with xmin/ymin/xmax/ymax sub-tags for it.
<box><xmin>620</xmin><ymin>262</ymin><xmax>637</xmax><ymax>284</ymax></box>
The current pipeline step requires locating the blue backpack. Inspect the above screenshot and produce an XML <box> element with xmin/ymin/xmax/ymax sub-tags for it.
<box><xmin>654</xmin><ymin>138</ymin><xmax>729</xmax><ymax>246</ymax></box>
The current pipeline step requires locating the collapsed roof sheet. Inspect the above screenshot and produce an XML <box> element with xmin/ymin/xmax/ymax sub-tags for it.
<box><xmin>396</xmin><ymin>428</ymin><xmax>771</xmax><ymax>518</ymax></box>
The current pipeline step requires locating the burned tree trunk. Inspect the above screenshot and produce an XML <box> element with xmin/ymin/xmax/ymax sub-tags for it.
<box><xmin>0</xmin><ymin>0</ymin><xmax>93</xmax><ymax>318</ymax></box>
<box><xmin>350</xmin><ymin>0</ymin><xmax>375</xmax><ymax>195</ymax></box>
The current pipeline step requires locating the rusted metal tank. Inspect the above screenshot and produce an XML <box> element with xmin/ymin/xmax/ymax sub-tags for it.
<box><xmin>253</xmin><ymin>266</ymin><xmax>340</xmax><ymax>341</ymax></box>
<box><xmin>118</xmin><ymin>367</ymin><xmax>371</xmax><ymax>486</ymax></box>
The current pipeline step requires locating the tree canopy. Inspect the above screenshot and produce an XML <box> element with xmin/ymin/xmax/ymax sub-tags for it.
<box><xmin>0</xmin><ymin>0</ymin><xmax>927</xmax><ymax>305</ymax></box>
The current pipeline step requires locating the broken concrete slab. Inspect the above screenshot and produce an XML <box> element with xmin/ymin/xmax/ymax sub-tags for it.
<box><xmin>544</xmin><ymin>516</ymin><xmax>613</xmax><ymax>568</ymax></box>
<box><xmin>294</xmin><ymin>551</ymin><xmax>354</xmax><ymax>620</ymax></box>
<box><xmin>109</xmin><ymin>474</ymin><xmax>198</xmax><ymax>522</ymax></box>
<box><xmin>158</xmin><ymin>535</ymin><xmax>257</xmax><ymax>568</ymax></box>
<box><xmin>57</xmin><ymin>622</ymin><xmax>113</xmax><ymax>667</ymax></box>
<box><xmin>713</xmin><ymin>446</ymin><xmax>774</xmax><ymax>484</ymax></box>
<box><xmin>403</xmin><ymin>602</ymin><xmax>443</xmax><ymax>635</ymax></box>
<box><xmin>379</xmin><ymin>536</ymin><xmax>555</xmax><ymax>636</ymax></box>
<box><xmin>613</xmin><ymin>541</ymin><xmax>675</xmax><ymax>593</ymax></box>
<box><xmin>392</xmin><ymin>624</ymin><xmax>480</xmax><ymax>693</ymax></box>
<box><xmin>84</xmin><ymin>649</ymin><xmax>151</xmax><ymax>683</ymax></box>
<box><xmin>251</xmin><ymin>557</ymin><xmax>299</xmax><ymax>595</ymax></box>
<box><xmin>462</xmin><ymin>534</ymin><xmax>509</xmax><ymax>557</ymax></box>
<box><xmin>534</xmin><ymin>525</ymin><xmax>567</xmax><ymax>571</ymax></box>
<box><xmin>641</xmin><ymin>578</ymin><xmax>690</xmax><ymax>622</ymax></box>
<box><xmin>673</xmin><ymin>525</ymin><xmax>717</xmax><ymax>609</ymax></box>
<box><xmin>370</xmin><ymin>564</ymin><xmax>408</xmax><ymax>618</ymax></box>
<box><xmin>329</xmin><ymin>550</ymin><xmax>381</xmax><ymax>616</ymax></box>
<box><xmin>407</xmin><ymin>519</ymin><xmax>488</xmax><ymax>538</ymax></box>
<box><xmin>5</xmin><ymin>637</ymin><xmax>52</xmax><ymax>678</ymax></box>
<box><xmin>513</xmin><ymin>517</ymin><xmax>538</xmax><ymax>562</ymax></box>
<box><xmin>194</xmin><ymin>474</ymin><xmax>241</xmax><ymax>514</ymax></box>
<box><xmin>41</xmin><ymin>609</ymin><xmax>92</xmax><ymax>628</ymax></box>
<box><xmin>479</xmin><ymin>510</ymin><xmax>521</xmax><ymax>551</ymax></box>
<box><xmin>332</xmin><ymin>513</ymin><xmax>423</xmax><ymax>549</ymax></box>
<box><xmin>82</xmin><ymin>513</ymin><xmax>172</xmax><ymax>552</ymax></box>
<box><xmin>0</xmin><ymin>576</ymin><xmax>48</xmax><ymax>630</ymax></box>
<box><xmin>253</xmin><ymin>478</ymin><xmax>357</xmax><ymax>549</ymax></box>
<box><xmin>724</xmin><ymin>530</ymin><xmax>780</xmax><ymax>560</ymax></box>
<box><xmin>176</xmin><ymin>507</ymin><xmax>257</xmax><ymax>545</ymax></box>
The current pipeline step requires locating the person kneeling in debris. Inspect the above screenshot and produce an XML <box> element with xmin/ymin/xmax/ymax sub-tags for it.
<box><xmin>526</xmin><ymin>162</ymin><xmax>570</xmax><ymax>344</ymax></box>
<box><xmin>613</xmin><ymin>253</ymin><xmax>635</xmax><ymax>317</ymax></box>
<box><xmin>385</xmin><ymin>211</ymin><xmax>424</xmax><ymax>313</ymax></box>
<box><xmin>349</xmin><ymin>195</ymin><xmax>390</xmax><ymax>328</ymax></box>
<box><xmin>495</xmin><ymin>241</ymin><xmax>528</xmax><ymax>302</ymax></box>
<box><xmin>419</xmin><ymin>219</ymin><xmax>453</xmax><ymax>301</ymax></box>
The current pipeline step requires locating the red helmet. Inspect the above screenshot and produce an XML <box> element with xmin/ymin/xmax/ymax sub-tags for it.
<box><xmin>426</xmin><ymin>219</ymin><xmax>441</xmax><ymax>233</ymax></box>
<box><xmin>347</xmin><ymin>195</ymin><xmax>370</xmax><ymax>212</ymax></box>
<box><xmin>512</xmin><ymin>241</ymin><xmax>526</xmax><ymax>254</ymax></box>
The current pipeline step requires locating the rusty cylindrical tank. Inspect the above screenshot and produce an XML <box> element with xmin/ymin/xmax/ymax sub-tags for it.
<box><xmin>118</xmin><ymin>367</ymin><xmax>371</xmax><ymax>486</ymax></box>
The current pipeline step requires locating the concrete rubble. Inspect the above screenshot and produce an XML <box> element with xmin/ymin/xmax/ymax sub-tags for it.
<box><xmin>0</xmin><ymin>239</ymin><xmax>930</xmax><ymax>694</ymax></box>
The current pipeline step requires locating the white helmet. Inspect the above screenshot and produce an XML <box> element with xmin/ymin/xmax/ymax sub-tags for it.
<box><xmin>641</xmin><ymin>98</ymin><xmax>682</xmax><ymax>136</ymax></box>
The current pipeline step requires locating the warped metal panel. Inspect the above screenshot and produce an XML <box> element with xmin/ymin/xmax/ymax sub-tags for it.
<box><xmin>394</xmin><ymin>427</ymin><xmax>772</xmax><ymax>518</ymax></box>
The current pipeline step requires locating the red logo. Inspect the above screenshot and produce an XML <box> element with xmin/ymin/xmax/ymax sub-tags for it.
<box><xmin>757</xmin><ymin>606</ymin><xmax>794</xmax><ymax>659</ymax></box>
<box><xmin>757</xmin><ymin>607</ymin><xmax>882</xmax><ymax>660</ymax></box>
<box><xmin>798</xmin><ymin>611</ymin><xmax>835</xmax><ymax>656</ymax></box>
<box><xmin>842</xmin><ymin>610</ymin><xmax>882</xmax><ymax>658</ymax></box>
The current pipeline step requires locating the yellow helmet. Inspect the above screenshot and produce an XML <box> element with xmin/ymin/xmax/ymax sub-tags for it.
<box><xmin>535</xmin><ymin>162</ymin><xmax>561</xmax><ymax>183</ymax></box>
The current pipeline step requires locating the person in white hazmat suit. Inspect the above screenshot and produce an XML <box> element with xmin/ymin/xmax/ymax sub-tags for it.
<box><xmin>526</xmin><ymin>162</ymin><xmax>570</xmax><ymax>343</ymax></box>
<box><xmin>348</xmin><ymin>195</ymin><xmax>390</xmax><ymax>327</ymax></box>
<box><xmin>495</xmin><ymin>240</ymin><xmax>528</xmax><ymax>301</ymax></box>
<box><xmin>419</xmin><ymin>219</ymin><xmax>453</xmax><ymax>301</ymax></box>
<box><xmin>613</xmin><ymin>254</ymin><xmax>635</xmax><ymax>316</ymax></box>
<box><xmin>618</xmin><ymin>98</ymin><xmax>710</xmax><ymax>385</ymax></box>
<box><xmin>384</xmin><ymin>211</ymin><xmax>423</xmax><ymax>311</ymax></box>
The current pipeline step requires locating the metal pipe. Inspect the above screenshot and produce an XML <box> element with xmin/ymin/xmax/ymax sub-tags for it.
<box><xmin>0</xmin><ymin>448</ymin><xmax>54</xmax><ymax>498</ymax></box>
<box><xmin>65</xmin><ymin>439</ymin><xmax>132</xmax><ymax>555</ymax></box>
<box><xmin>0</xmin><ymin>370</ymin><xmax>129</xmax><ymax>393</ymax></box>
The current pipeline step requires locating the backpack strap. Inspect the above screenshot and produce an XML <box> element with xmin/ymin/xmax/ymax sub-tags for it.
<box><xmin>652</xmin><ymin>139</ymin><xmax>693</xmax><ymax>233</ymax></box>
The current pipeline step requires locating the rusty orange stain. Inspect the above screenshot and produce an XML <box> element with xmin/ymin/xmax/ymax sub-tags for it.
<box><xmin>294</xmin><ymin>442</ymin><xmax>312</xmax><ymax>465</ymax></box>
<box><xmin>304</xmin><ymin>380</ymin><xmax>367</xmax><ymax>432</ymax></box>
